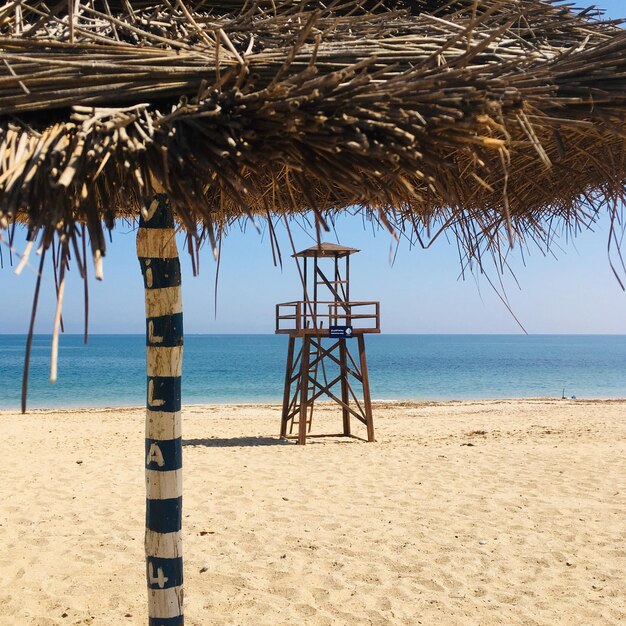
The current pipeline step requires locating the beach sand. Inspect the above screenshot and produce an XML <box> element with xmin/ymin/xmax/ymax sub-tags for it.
<box><xmin>1</xmin><ymin>399</ymin><xmax>624</xmax><ymax>625</ymax></box>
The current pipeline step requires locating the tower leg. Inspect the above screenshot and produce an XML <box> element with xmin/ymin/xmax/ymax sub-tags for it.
<box><xmin>280</xmin><ymin>336</ymin><xmax>295</xmax><ymax>438</ymax></box>
<box><xmin>297</xmin><ymin>336</ymin><xmax>311</xmax><ymax>445</ymax></box>
<box><xmin>137</xmin><ymin>195</ymin><xmax>184</xmax><ymax>626</ymax></box>
<box><xmin>358</xmin><ymin>334</ymin><xmax>375</xmax><ymax>442</ymax></box>
<box><xmin>339</xmin><ymin>340</ymin><xmax>351</xmax><ymax>436</ymax></box>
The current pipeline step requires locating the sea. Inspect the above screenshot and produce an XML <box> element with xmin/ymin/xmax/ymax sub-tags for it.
<box><xmin>0</xmin><ymin>334</ymin><xmax>625</xmax><ymax>409</ymax></box>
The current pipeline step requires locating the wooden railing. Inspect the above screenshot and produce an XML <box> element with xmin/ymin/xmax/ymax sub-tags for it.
<box><xmin>275</xmin><ymin>300</ymin><xmax>380</xmax><ymax>335</ymax></box>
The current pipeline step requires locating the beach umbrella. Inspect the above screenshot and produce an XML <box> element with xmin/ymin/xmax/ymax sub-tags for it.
<box><xmin>1</xmin><ymin>1</ymin><xmax>625</xmax><ymax>623</ymax></box>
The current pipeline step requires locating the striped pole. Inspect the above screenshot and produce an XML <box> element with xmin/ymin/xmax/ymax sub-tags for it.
<box><xmin>137</xmin><ymin>195</ymin><xmax>184</xmax><ymax>626</ymax></box>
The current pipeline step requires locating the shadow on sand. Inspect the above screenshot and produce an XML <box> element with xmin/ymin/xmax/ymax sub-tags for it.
<box><xmin>182</xmin><ymin>436</ymin><xmax>291</xmax><ymax>448</ymax></box>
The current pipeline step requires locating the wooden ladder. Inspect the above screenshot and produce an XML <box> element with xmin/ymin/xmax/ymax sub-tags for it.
<box><xmin>289</xmin><ymin>340</ymin><xmax>319</xmax><ymax>435</ymax></box>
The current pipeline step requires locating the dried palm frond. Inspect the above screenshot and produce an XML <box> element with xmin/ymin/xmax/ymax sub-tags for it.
<box><xmin>0</xmin><ymin>0</ymin><xmax>624</xmax><ymax>276</ymax></box>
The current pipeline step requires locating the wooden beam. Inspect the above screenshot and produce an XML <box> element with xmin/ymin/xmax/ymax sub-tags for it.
<box><xmin>280</xmin><ymin>336</ymin><xmax>295</xmax><ymax>438</ymax></box>
<box><xmin>137</xmin><ymin>195</ymin><xmax>184</xmax><ymax>626</ymax></box>
<box><xmin>310</xmin><ymin>337</ymin><xmax>362</xmax><ymax>382</ymax></box>
<box><xmin>314</xmin><ymin>265</ymin><xmax>349</xmax><ymax>311</ymax></box>
<box><xmin>358</xmin><ymin>334</ymin><xmax>375</xmax><ymax>442</ymax></box>
<box><xmin>341</xmin><ymin>343</ymin><xmax>355</xmax><ymax>433</ymax></box>
<box><xmin>297</xmin><ymin>336</ymin><xmax>311</xmax><ymax>444</ymax></box>
<box><xmin>307</xmin><ymin>375</ymin><xmax>366</xmax><ymax>423</ymax></box>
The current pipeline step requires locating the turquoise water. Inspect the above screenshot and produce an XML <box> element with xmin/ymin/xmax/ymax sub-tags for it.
<box><xmin>0</xmin><ymin>334</ymin><xmax>624</xmax><ymax>409</ymax></box>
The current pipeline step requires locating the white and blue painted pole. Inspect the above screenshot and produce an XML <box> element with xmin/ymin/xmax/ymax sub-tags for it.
<box><xmin>137</xmin><ymin>195</ymin><xmax>184</xmax><ymax>626</ymax></box>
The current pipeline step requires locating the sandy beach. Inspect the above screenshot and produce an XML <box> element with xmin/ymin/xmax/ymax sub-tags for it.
<box><xmin>1</xmin><ymin>399</ymin><xmax>624</xmax><ymax>625</ymax></box>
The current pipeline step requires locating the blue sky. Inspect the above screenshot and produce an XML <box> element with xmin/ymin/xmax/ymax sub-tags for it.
<box><xmin>1</xmin><ymin>1</ymin><xmax>625</xmax><ymax>336</ymax></box>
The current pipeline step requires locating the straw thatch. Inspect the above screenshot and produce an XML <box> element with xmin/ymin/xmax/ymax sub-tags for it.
<box><xmin>0</xmin><ymin>0</ymin><xmax>625</xmax><ymax>273</ymax></box>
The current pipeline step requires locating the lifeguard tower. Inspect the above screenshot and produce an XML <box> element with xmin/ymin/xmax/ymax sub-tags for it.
<box><xmin>275</xmin><ymin>243</ymin><xmax>380</xmax><ymax>444</ymax></box>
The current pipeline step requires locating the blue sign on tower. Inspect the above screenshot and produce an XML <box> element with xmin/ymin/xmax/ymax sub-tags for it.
<box><xmin>329</xmin><ymin>325</ymin><xmax>354</xmax><ymax>339</ymax></box>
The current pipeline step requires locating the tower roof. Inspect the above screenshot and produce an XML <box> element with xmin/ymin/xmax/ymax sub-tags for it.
<box><xmin>293</xmin><ymin>243</ymin><xmax>360</xmax><ymax>258</ymax></box>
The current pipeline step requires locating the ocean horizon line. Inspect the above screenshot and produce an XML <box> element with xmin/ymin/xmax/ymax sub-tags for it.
<box><xmin>2</xmin><ymin>332</ymin><xmax>626</xmax><ymax>337</ymax></box>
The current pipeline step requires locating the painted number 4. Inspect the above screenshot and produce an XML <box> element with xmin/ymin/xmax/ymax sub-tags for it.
<box><xmin>150</xmin><ymin>564</ymin><xmax>168</xmax><ymax>589</ymax></box>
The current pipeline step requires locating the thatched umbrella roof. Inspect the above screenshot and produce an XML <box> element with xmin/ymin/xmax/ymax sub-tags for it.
<box><xmin>1</xmin><ymin>0</ymin><xmax>625</xmax><ymax>272</ymax></box>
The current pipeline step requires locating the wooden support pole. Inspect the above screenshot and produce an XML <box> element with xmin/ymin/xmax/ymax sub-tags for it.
<box><xmin>280</xmin><ymin>336</ymin><xmax>295</xmax><ymax>438</ymax></box>
<box><xmin>298</xmin><ymin>336</ymin><xmax>311</xmax><ymax>445</ymax></box>
<box><xmin>339</xmin><ymin>340</ymin><xmax>351</xmax><ymax>436</ymax></box>
<box><xmin>137</xmin><ymin>195</ymin><xmax>184</xmax><ymax>626</ymax></box>
<box><xmin>357</xmin><ymin>334</ymin><xmax>375</xmax><ymax>442</ymax></box>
